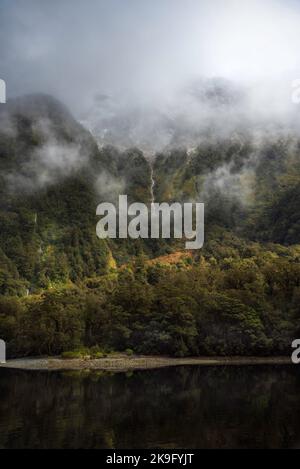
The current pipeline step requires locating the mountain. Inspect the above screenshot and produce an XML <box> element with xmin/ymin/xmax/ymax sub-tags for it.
<box><xmin>153</xmin><ymin>134</ymin><xmax>300</xmax><ymax>245</ymax></box>
<box><xmin>0</xmin><ymin>94</ymin><xmax>155</xmax><ymax>295</ymax></box>
<box><xmin>1</xmin><ymin>93</ymin><xmax>300</xmax><ymax>297</ymax></box>
<box><xmin>0</xmin><ymin>93</ymin><xmax>300</xmax><ymax>359</ymax></box>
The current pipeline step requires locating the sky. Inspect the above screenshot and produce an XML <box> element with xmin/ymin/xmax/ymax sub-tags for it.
<box><xmin>1</xmin><ymin>0</ymin><xmax>300</xmax><ymax>114</ymax></box>
<box><xmin>1</xmin><ymin>0</ymin><xmax>300</xmax><ymax>189</ymax></box>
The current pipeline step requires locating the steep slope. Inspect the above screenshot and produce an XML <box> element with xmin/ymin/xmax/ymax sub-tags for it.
<box><xmin>0</xmin><ymin>95</ymin><xmax>153</xmax><ymax>294</ymax></box>
<box><xmin>1</xmin><ymin>95</ymin><xmax>300</xmax><ymax>358</ymax></box>
<box><xmin>1</xmin><ymin>93</ymin><xmax>300</xmax><ymax>299</ymax></box>
<box><xmin>153</xmin><ymin>134</ymin><xmax>300</xmax><ymax>244</ymax></box>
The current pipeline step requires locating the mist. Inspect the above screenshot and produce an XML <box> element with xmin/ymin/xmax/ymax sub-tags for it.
<box><xmin>0</xmin><ymin>112</ymin><xmax>86</xmax><ymax>193</ymax></box>
<box><xmin>2</xmin><ymin>0</ymin><xmax>300</xmax><ymax>152</ymax></box>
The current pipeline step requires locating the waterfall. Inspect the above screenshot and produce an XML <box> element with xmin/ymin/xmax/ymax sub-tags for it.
<box><xmin>150</xmin><ymin>166</ymin><xmax>155</xmax><ymax>204</ymax></box>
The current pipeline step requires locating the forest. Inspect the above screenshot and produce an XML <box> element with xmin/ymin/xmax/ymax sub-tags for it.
<box><xmin>0</xmin><ymin>94</ymin><xmax>300</xmax><ymax>358</ymax></box>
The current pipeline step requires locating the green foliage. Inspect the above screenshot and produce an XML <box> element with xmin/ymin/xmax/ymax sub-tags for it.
<box><xmin>1</xmin><ymin>235</ymin><xmax>299</xmax><ymax>358</ymax></box>
<box><xmin>61</xmin><ymin>350</ymin><xmax>84</xmax><ymax>359</ymax></box>
<box><xmin>1</xmin><ymin>95</ymin><xmax>300</xmax><ymax>359</ymax></box>
<box><xmin>61</xmin><ymin>345</ymin><xmax>107</xmax><ymax>359</ymax></box>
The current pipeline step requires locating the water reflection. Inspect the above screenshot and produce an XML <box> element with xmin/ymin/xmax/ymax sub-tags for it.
<box><xmin>0</xmin><ymin>365</ymin><xmax>299</xmax><ymax>449</ymax></box>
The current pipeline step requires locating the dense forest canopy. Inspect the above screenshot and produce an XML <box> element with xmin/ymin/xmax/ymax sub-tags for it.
<box><xmin>0</xmin><ymin>94</ymin><xmax>300</xmax><ymax>357</ymax></box>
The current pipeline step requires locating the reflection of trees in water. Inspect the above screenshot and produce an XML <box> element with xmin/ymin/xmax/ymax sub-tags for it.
<box><xmin>0</xmin><ymin>366</ymin><xmax>299</xmax><ymax>449</ymax></box>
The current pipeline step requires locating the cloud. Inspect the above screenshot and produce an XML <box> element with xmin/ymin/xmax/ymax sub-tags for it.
<box><xmin>5</xmin><ymin>139</ymin><xmax>84</xmax><ymax>193</ymax></box>
<box><xmin>2</xmin><ymin>0</ymin><xmax>300</xmax><ymax>154</ymax></box>
<box><xmin>2</xmin><ymin>0</ymin><xmax>300</xmax><ymax>109</ymax></box>
<box><xmin>0</xmin><ymin>112</ymin><xmax>85</xmax><ymax>193</ymax></box>
<box><xmin>95</xmin><ymin>171</ymin><xmax>126</xmax><ymax>203</ymax></box>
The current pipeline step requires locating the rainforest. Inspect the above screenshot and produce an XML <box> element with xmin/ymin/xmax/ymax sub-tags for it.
<box><xmin>0</xmin><ymin>92</ymin><xmax>299</xmax><ymax>359</ymax></box>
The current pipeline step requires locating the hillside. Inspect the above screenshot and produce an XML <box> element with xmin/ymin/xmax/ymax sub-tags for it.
<box><xmin>0</xmin><ymin>94</ymin><xmax>300</xmax><ymax>358</ymax></box>
<box><xmin>0</xmin><ymin>95</ymin><xmax>155</xmax><ymax>295</ymax></box>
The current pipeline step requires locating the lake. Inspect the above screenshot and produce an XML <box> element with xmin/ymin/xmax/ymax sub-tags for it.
<box><xmin>0</xmin><ymin>365</ymin><xmax>299</xmax><ymax>449</ymax></box>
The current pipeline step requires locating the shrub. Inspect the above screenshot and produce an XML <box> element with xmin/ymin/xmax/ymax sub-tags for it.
<box><xmin>90</xmin><ymin>345</ymin><xmax>107</xmax><ymax>358</ymax></box>
<box><xmin>61</xmin><ymin>350</ymin><xmax>83</xmax><ymax>359</ymax></box>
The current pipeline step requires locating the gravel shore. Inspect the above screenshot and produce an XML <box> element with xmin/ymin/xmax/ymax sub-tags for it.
<box><xmin>0</xmin><ymin>355</ymin><xmax>292</xmax><ymax>372</ymax></box>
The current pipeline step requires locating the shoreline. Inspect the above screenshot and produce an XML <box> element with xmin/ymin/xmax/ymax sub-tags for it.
<box><xmin>0</xmin><ymin>355</ymin><xmax>292</xmax><ymax>372</ymax></box>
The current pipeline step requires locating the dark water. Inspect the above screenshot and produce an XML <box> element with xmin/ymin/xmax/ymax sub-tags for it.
<box><xmin>0</xmin><ymin>365</ymin><xmax>300</xmax><ymax>449</ymax></box>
